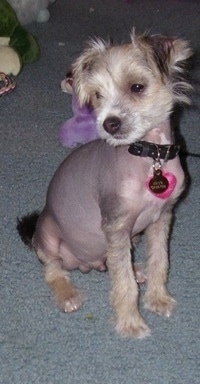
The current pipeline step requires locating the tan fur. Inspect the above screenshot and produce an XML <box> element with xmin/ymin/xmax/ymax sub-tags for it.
<box><xmin>104</xmin><ymin>220</ymin><xmax>151</xmax><ymax>338</ymax></box>
<box><xmin>143</xmin><ymin>209</ymin><xmax>176</xmax><ymax>316</ymax></box>
<box><xmin>73</xmin><ymin>31</ymin><xmax>192</xmax><ymax>107</ymax></box>
<box><xmin>36</xmin><ymin>248</ymin><xmax>84</xmax><ymax>312</ymax></box>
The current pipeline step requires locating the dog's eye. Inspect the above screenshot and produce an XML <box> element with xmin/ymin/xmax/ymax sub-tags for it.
<box><xmin>95</xmin><ymin>91</ymin><xmax>102</xmax><ymax>99</ymax></box>
<box><xmin>130</xmin><ymin>84</ymin><xmax>145</xmax><ymax>93</ymax></box>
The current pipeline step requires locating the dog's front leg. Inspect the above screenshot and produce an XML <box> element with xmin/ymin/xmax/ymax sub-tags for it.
<box><xmin>103</xmin><ymin>218</ymin><xmax>150</xmax><ymax>338</ymax></box>
<box><xmin>144</xmin><ymin>209</ymin><xmax>176</xmax><ymax>316</ymax></box>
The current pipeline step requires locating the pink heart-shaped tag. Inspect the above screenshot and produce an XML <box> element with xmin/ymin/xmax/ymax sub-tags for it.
<box><xmin>146</xmin><ymin>171</ymin><xmax>177</xmax><ymax>199</ymax></box>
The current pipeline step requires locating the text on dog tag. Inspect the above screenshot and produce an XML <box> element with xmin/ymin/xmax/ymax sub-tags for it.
<box><xmin>149</xmin><ymin>169</ymin><xmax>169</xmax><ymax>194</ymax></box>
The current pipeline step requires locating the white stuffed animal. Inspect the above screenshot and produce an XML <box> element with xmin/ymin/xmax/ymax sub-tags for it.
<box><xmin>7</xmin><ymin>0</ymin><xmax>56</xmax><ymax>25</ymax></box>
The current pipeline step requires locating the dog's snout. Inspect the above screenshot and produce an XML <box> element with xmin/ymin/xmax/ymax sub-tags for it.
<box><xmin>103</xmin><ymin>116</ymin><xmax>121</xmax><ymax>135</ymax></box>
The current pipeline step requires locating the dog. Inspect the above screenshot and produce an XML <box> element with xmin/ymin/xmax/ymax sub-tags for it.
<box><xmin>17</xmin><ymin>28</ymin><xmax>192</xmax><ymax>338</ymax></box>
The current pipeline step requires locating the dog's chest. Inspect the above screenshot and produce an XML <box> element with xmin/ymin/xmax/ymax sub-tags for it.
<box><xmin>119</xmin><ymin>158</ymin><xmax>184</xmax><ymax>235</ymax></box>
<box><xmin>121</xmin><ymin>176</ymin><xmax>165</xmax><ymax>232</ymax></box>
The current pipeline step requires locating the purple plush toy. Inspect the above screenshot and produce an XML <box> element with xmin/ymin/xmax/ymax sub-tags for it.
<box><xmin>59</xmin><ymin>74</ymin><xmax>99</xmax><ymax>148</ymax></box>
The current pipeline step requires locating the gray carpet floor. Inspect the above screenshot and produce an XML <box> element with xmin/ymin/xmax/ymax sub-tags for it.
<box><xmin>1</xmin><ymin>1</ymin><xmax>200</xmax><ymax>383</ymax></box>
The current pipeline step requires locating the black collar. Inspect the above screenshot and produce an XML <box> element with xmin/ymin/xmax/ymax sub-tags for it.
<box><xmin>128</xmin><ymin>141</ymin><xmax>180</xmax><ymax>161</ymax></box>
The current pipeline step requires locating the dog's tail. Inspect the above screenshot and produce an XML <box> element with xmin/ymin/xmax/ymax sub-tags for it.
<box><xmin>16</xmin><ymin>211</ymin><xmax>40</xmax><ymax>249</ymax></box>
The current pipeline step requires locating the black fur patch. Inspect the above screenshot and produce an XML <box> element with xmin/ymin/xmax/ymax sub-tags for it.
<box><xmin>16</xmin><ymin>211</ymin><xmax>40</xmax><ymax>248</ymax></box>
<box><xmin>145</xmin><ymin>36</ymin><xmax>174</xmax><ymax>76</ymax></box>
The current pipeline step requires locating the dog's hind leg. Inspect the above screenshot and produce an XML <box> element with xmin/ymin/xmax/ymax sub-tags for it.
<box><xmin>143</xmin><ymin>209</ymin><xmax>176</xmax><ymax>317</ymax></box>
<box><xmin>36</xmin><ymin>248</ymin><xmax>84</xmax><ymax>312</ymax></box>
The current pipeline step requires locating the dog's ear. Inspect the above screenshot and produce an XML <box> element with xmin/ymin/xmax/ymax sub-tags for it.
<box><xmin>131</xmin><ymin>29</ymin><xmax>193</xmax><ymax>103</ymax></box>
<box><xmin>144</xmin><ymin>35</ymin><xmax>192</xmax><ymax>75</ymax></box>
<box><xmin>72</xmin><ymin>38</ymin><xmax>109</xmax><ymax>105</ymax></box>
<box><xmin>131</xmin><ymin>29</ymin><xmax>192</xmax><ymax>75</ymax></box>
<box><xmin>148</xmin><ymin>36</ymin><xmax>193</xmax><ymax>104</ymax></box>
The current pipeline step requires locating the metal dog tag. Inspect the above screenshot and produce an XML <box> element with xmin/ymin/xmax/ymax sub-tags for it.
<box><xmin>149</xmin><ymin>169</ymin><xmax>169</xmax><ymax>194</ymax></box>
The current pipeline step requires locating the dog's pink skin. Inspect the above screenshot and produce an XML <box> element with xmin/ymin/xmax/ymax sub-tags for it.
<box><xmin>34</xmin><ymin>122</ymin><xmax>185</xmax><ymax>272</ymax></box>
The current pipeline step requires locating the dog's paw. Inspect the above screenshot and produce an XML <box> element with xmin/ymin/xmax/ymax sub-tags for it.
<box><xmin>63</xmin><ymin>294</ymin><xmax>84</xmax><ymax>313</ymax></box>
<box><xmin>115</xmin><ymin>315</ymin><xmax>151</xmax><ymax>339</ymax></box>
<box><xmin>133</xmin><ymin>263</ymin><xmax>147</xmax><ymax>284</ymax></box>
<box><xmin>55</xmin><ymin>288</ymin><xmax>85</xmax><ymax>313</ymax></box>
<box><xmin>144</xmin><ymin>292</ymin><xmax>176</xmax><ymax>317</ymax></box>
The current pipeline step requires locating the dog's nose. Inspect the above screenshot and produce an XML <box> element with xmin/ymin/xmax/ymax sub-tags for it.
<box><xmin>103</xmin><ymin>116</ymin><xmax>121</xmax><ymax>135</ymax></box>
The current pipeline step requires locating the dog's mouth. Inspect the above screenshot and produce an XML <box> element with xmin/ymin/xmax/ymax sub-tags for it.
<box><xmin>105</xmin><ymin>131</ymin><xmax>132</xmax><ymax>146</ymax></box>
<box><xmin>112</xmin><ymin>132</ymin><xmax>127</xmax><ymax>140</ymax></box>
<box><xmin>106</xmin><ymin>128</ymin><xmax>131</xmax><ymax>144</ymax></box>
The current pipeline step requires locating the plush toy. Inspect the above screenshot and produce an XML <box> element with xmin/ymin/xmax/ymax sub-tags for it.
<box><xmin>7</xmin><ymin>0</ymin><xmax>56</xmax><ymax>25</ymax></box>
<box><xmin>0</xmin><ymin>72</ymin><xmax>16</xmax><ymax>96</ymax></box>
<box><xmin>59</xmin><ymin>73</ymin><xmax>99</xmax><ymax>148</ymax></box>
<box><xmin>0</xmin><ymin>0</ymin><xmax>40</xmax><ymax>76</ymax></box>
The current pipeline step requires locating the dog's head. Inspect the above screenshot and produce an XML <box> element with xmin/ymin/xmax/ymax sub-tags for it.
<box><xmin>72</xmin><ymin>29</ymin><xmax>192</xmax><ymax>146</ymax></box>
